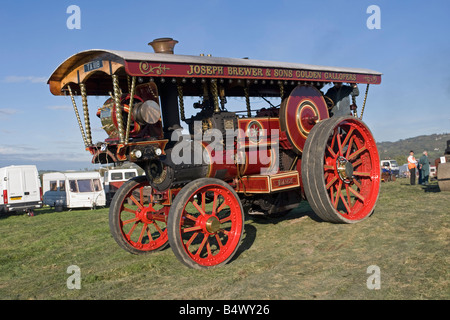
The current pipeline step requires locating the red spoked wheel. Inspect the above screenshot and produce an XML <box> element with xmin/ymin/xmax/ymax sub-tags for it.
<box><xmin>109</xmin><ymin>176</ymin><xmax>169</xmax><ymax>254</ymax></box>
<box><xmin>167</xmin><ymin>178</ymin><xmax>244</xmax><ymax>269</ymax></box>
<box><xmin>301</xmin><ymin>116</ymin><xmax>381</xmax><ymax>223</ymax></box>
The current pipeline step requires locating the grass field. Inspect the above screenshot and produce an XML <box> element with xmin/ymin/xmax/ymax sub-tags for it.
<box><xmin>0</xmin><ymin>178</ymin><xmax>448</xmax><ymax>300</ymax></box>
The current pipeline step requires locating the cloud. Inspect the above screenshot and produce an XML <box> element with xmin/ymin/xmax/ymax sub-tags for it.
<box><xmin>3</xmin><ymin>76</ymin><xmax>47</xmax><ymax>83</ymax></box>
<box><xmin>0</xmin><ymin>144</ymin><xmax>90</xmax><ymax>164</ymax></box>
<box><xmin>0</xmin><ymin>108</ymin><xmax>18</xmax><ymax>116</ymax></box>
<box><xmin>46</xmin><ymin>105</ymin><xmax>72</xmax><ymax>110</ymax></box>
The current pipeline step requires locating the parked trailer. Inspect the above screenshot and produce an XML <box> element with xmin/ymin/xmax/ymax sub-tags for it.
<box><xmin>48</xmin><ymin>37</ymin><xmax>382</xmax><ymax>268</ymax></box>
<box><xmin>42</xmin><ymin>172</ymin><xmax>106</xmax><ymax>209</ymax></box>
<box><xmin>0</xmin><ymin>165</ymin><xmax>42</xmax><ymax>215</ymax></box>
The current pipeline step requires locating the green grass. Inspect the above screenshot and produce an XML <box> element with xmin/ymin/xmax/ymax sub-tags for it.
<box><xmin>0</xmin><ymin>179</ymin><xmax>448</xmax><ymax>300</ymax></box>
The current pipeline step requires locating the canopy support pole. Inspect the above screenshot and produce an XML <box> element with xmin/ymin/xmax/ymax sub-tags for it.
<box><xmin>112</xmin><ymin>74</ymin><xmax>125</xmax><ymax>144</ymax></box>
<box><xmin>67</xmin><ymin>85</ymin><xmax>88</xmax><ymax>147</ymax></box>
<box><xmin>125</xmin><ymin>76</ymin><xmax>136</xmax><ymax>143</ymax></box>
<box><xmin>79</xmin><ymin>83</ymin><xmax>92</xmax><ymax>146</ymax></box>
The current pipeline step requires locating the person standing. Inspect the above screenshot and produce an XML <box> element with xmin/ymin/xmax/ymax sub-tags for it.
<box><xmin>419</xmin><ymin>151</ymin><xmax>430</xmax><ymax>185</ymax></box>
<box><xmin>408</xmin><ymin>150</ymin><xmax>417</xmax><ymax>185</ymax></box>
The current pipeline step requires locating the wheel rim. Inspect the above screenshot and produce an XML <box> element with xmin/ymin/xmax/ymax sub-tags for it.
<box><xmin>117</xmin><ymin>181</ymin><xmax>168</xmax><ymax>251</ymax></box>
<box><xmin>323</xmin><ymin>118</ymin><xmax>380</xmax><ymax>221</ymax></box>
<box><xmin>177</xmin><ymin>184</ymin><xmax>243</xmax><ymax>267</ymax></box>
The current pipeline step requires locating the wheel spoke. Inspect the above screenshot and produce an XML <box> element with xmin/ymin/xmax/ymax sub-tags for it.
<box><xmin>196</xmin><ymin>235</ymin><xmax>208</xmax><ymax>256</ymax></box>
<box><xmin>353</xmin><ymin>171</ymin><xmax>371</xmax><ymax>177</ymax></box>
<box><xmin>348</xmin><ymin>186</ymin><xmax>365</xmax><ymax>202</ymax></box>
<box><xmin>353</xmin><ymin>178</ymin><xmax>362</xmax><ymax>189</ymax></box>
<box><xmin>129</xmin><ymin>195</ymin><xmax>143</xmax><ymax>209</ymax></box>
<box><xmin>327</xmin><ymin>145</ymin><xmax>337</xmax><ymax>158</ymax></box>
<box><xmin>127</xmin><ymin>221</ymin><xmax>139</xmax><ymax>237</ymax></box>
<box><xmin>139</xmin><ymin>187</ymin><xmax>144</xmax><ymax>206</ymax></box>
<box><xmin>341</xmin><ymin>127</ymin><xmax>355</xmax><ymax>148</ymax></box>
<box><xmin>147</xmin><ymin>226</ymin><xmax>154</xmax><ymax>242</ymax></box>
<box><xmin>137</xmin><ymin>223</ymin><xmax>147</xmax><ymax>244</ymax></box>
<box><xmin>201</xmin><ymin>192</ymin><xmax>206</xmax><ymax>212</ymax></box>
<box><xmin>185</xmin><ymin>231</ymin><xmax>199</xmax><ymax>248</ymax></box>
<box><xmin>122</xmin><ymin>216</ymin><xmax>139</xmax><ymax>225</ymax></box>
<box><xmin>336</xmin><ymin>132</ymin><xmax>343</xmax><ymax>156</ymax></box>
<box><xmin>215</xmin><ymin>234</ymin><xmax>224</xmax><ymax>249</ymax></box>
<box><xmin>348</xmin><ymin>145</ymin><xmax>367</xmax><ymax>161</ymax></box>
<box><xmin>219</xmin><ymin>216</ymin><xmax>231</xmax><ymax>223</ymax></box>
<box><xmin>216</xmin><ymin>201</ymin><xmax>228</xmax><ymax>214</ymax></box>
<box><xmin>183</xmin><ymin>225</ymin><xmax>203</xmax><ymax>233</ymax></box>
<box><xmin>339</xmin><ymin>192</ymin><xmax>352</xmax><ymax>214</ymax></box>
<box><xmin>352</xmin><ymin>158</ymin><xmax>363</xmax><ymax>168</ymax></box>
<box><xmin>326</xmin><ymin>176</ymin><xmax>338</xmax><ymax>189</ymax></box>
<box><xmin>151</xmin><ymin>221</ymin><xmax>164</xmax><ymax>235</ymax></box>
<box><xmin>334</xmin><ymin>181</ymin><xmax>343</xmax><ymax>209</ymax></box>
<box><xmin>184</xmin><ymin>213</ymin><xmax>198</xmax><ymax>222</ymax></box>
<box><xmin>206</xmin><ymin>240</ymin><xmax>212</xmax><ymax>257</ymax></box>
<box><xmin>192</xmin><ymin>200</ymin><xmax>206</xmax><ymax>216</ymax></box>
<box><xmin>212</xmin><ymin>192</ymin><xmax>218</xmax><ymax>215</ymax></box>
<box><xmin>345</xmin><ymin>136</ymin><xmax>356</xmax><ymax>158</ymax></box>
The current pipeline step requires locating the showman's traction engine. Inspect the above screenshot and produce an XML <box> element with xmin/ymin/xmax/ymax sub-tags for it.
<box><xmin>48</xmin><ymin>38</ymin><xmax>382</xmax><ymax>268</ymax></box>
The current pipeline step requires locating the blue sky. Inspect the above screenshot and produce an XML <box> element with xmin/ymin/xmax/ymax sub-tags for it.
<box><xmin>0</xmin><ymin>0</ymin><xmax>449</xmax><ymax>170</ymax></box>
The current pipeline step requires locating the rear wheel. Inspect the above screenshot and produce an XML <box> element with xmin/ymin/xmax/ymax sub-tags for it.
<box><xmin>302</xmin><ymin>116</ymin><xmax>381</xmax><ymax>223</ymax></box>
<box><xmin>167</xmin><ymin>178</ymin><xmax>244</xmax><ymax>269</ymax></box>
<box><xmin>109</xmin><ymin>176</ymin><xmax>169</xmax><ymax>254</ymax></box>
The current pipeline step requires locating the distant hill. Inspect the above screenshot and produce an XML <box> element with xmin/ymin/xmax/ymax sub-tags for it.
<box><xmin>377</xmin><ymin>133</ymin><xmax>450</xmax><ymax>165</ymax></box>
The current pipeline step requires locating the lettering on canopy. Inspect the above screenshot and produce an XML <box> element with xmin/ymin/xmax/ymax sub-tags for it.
<box><xmin>125</xmin><ymin>61</ymin><xmax>381</xmax><ymax>84</ymax></box>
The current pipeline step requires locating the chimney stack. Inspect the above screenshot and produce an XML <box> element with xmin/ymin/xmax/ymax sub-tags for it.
<box><xmin>148</xmin><ymin>38</ymin><xmax>178</xmax><ymax>54</ymax></box>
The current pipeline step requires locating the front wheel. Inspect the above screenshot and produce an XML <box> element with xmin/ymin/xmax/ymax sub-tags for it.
<box><xmin>301</xmin><ymin>116</ymin><xmax>381</xmax><ymax>223</ymax></box>
<box><xmin>109</xmin><ymin>176</ymin><xmax>169</xmax><ymax>254</ymax></box>
<box><xmin>167</xmin><ymin>178</ymin><xmax>245</xmax><ymax>269</ymax></box>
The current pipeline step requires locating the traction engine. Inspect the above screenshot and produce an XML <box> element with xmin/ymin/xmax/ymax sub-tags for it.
<box><xmin>48</xmin><ymin>38</ymin><xmax>382</xmax><ymax>268</ymax></box>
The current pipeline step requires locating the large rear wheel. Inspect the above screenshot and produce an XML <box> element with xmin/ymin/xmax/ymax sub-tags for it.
<box><xmin>109</xmin><ymin>176</ymin><xmax>169</xmax><ymax>254</ymax></box>
<box><xmin>302</xmin><ymin>116</ymin><xmax>381</xmax><ymax>223</ymax></box>
<box><xmin>167</xmin><ymin>178</ymin><xmax>244</xmax><ymax>269</ymax></box>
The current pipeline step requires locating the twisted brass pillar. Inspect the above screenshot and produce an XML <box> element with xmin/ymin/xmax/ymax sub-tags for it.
<box><xmin>112</xmin><ymin>74</ymin><xmax>125</xmax><ymax>144</ymax></box>
<box><xmin>79</xmin><ymin>83</ymin><xmax>92</xmax><ymax>145</ymax></box>
<box><xmin>67</xmin><ymin>85</ymin><xmax>87</xmax><ymax>147</ymax></box>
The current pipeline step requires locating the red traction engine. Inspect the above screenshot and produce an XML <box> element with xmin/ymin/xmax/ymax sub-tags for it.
<box><xmin>48</xmin><ymin>38</ymin><xmax>382</xmax><ymax>268</ymax></box>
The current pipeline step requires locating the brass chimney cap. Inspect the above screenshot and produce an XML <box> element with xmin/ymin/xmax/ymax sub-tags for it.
<box><xmin>148</xmin><ymin>37</ymin><xmax>178</xmax><ymax>54</ymax></box>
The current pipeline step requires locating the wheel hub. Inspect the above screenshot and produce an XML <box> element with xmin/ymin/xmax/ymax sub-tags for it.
<box><xmin>336</xmin><ymin>156</ymin><xmax>354</xmax><ymax>183</ymax></box>
<box><xmin>136</xmin><ymin>206</ymin><xmax>156</xmax><ymax>224</ymax></box>
<box><xmin>205</xmin><ymin>216</ymin><xmax>221</xmax><ymax>233</ymax></box>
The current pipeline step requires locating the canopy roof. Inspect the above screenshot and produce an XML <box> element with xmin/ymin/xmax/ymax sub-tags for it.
<box><xmin>48</xmin><ymin>49</ymin><xmax>382</xmax><ymax>96</ymax></box>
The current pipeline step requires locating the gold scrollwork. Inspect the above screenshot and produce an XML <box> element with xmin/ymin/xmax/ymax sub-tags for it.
<box><xmin>139</xmin><ymin>62</ymin><xmax>170</xmax><ymax>75</ymax></box>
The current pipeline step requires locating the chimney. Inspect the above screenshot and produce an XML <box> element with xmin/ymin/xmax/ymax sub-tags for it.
<box><xmin>148</xmin><ymin>38</ymin><xmax>178</xmax><ymax>54</ymax></box>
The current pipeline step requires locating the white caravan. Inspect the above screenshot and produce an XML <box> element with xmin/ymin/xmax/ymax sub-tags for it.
<box><xmin>0</xmin><ymin>165</ymin><xmax>42</xmax><ymax>214</ymax></box>
<box><xmin>43</xmin><ymin>171</ymin><xmax>106</xmax><ymax>209</ymax></box>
